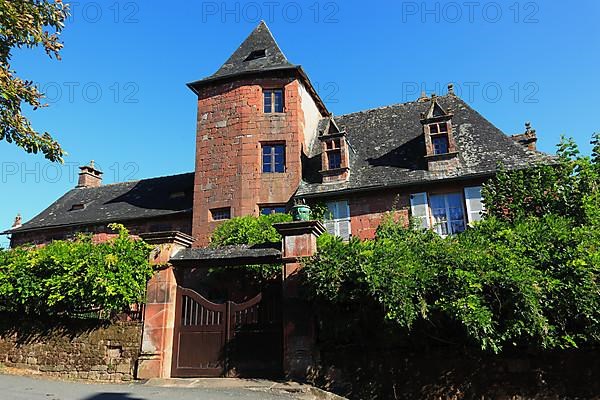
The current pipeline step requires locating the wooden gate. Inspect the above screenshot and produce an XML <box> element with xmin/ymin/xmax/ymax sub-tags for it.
<box><xmin>171</xmin><ymin>286</ymin><xmax>282</xmax><ymax>378</ymax></box>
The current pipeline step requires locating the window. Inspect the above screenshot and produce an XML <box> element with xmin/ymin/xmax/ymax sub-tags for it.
<box><xmin>429</xmin><ymin>193</ymin><xmax>466</xmax><ymax>236</ymax></box>
<box><xmin>244</xmin><ymin>49</ymin><xmax>266</xmax><ymax>62</ymax></box>
<box><xmin>69</xmin><ymin>203</ymin><xmax>85</xmax><ymax>211</ymax></box>
<box><xmin>432</xmin><ymin>136</ymin><xmax>449</xmax><ymax>155</ymax></box>
<box><xmin>324</xmin><ymin>138</ymin><xmax>343</xmax><ymax>170</ymax></box>
<box><xmin>262</xmin><ymin>144</ymin><xmax>285</xmax><ymax>173</ymax></box>
<box><xmin>429</xmin><ymin>122</ymin><xmax>448</xmax><ymax>134</ymax></box>
<box><xmin>260</xmin><ymin>206</ymin><xmax>287</xmax><ymax>215</ymax></box>
<box><xmin>264</xmin><ymin>89</ymin><xmax>284</xmax><ymax>113</ymax></box>
<box><xmin>210</xmin><ymin>207</ymin><xmax>231</xmax><ymax>221</ymax></box>
<box><xmin>328</xmin><ymin>150</ymin><xmax>342</xmax><ymax>169</ymax></box>
<box><xmin>324</xmin><ymin>200</ymin><xmax>351</xmax><ymax>240</ymax></box>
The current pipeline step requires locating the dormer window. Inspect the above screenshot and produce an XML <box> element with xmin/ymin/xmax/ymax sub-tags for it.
<box><xmin>244</xmin><ymin>49</ymin><xmax>266</xmax><ymax>62</ymax></box>
<box><xmin>264</xmin><ymin>89</ymin><xmax>284</xmax><ymax>113</ymax></box>
<box><xmin>421</xmin><ymin>97</ymin><xmax>459</xmax><ymax>172</ymax></box>
<box><xmin>432</xmin><ymin>135</ymin><xmax>449</xmax><ymax>155</ymax></box>
<box><xmin>325</xmin><ymin>139</ymin><xmax>343</xmax><ymax>170</ymax></box>
<box><xmin>69</xmin><ymin>203</ymin><xmax>85</xmax><ymax>211</ymax></box>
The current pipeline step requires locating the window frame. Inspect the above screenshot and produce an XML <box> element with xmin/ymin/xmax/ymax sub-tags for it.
<box><xmin>210</xmin><ymin>207</ymin><xmax>231</xmax><ymax>221</ymax></box>
<box><xmin>432</xmin><ymin>135</ymin><xmax>450</xmax><ymax>155</ymax></box>
<box><xmin>428</xmin><ymin>192</ymin><xmax>466</xmax><ymax>236</ymax></box>
<box><xmin>259</xmin><ymin>205</ymin><xmax>287</xmax><ymax>215</ymax></box>
<box><xmin>263</xmin><ymin>89</ymin><xmax>284</xmax><ymax>113</ymax></box>
<box><xmin>324</xmin><ymin>200</ymin><xmax>351</xmax><ymax>240</ymax></box>
<box><xmin>262</xmin><ymin>143</ymin><xmax>286</xmax><ymax>173</ymax></box>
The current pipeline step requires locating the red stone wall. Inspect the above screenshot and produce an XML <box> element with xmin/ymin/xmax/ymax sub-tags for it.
<box><xmin>339</xmin><ymin>179</ymin><xmax>488</xmax><ymax>240</ymax></box>
<box><xmin>192</xmin><ymin>77</ymin><xmax>322</xmax><ymax>246</ymax></box>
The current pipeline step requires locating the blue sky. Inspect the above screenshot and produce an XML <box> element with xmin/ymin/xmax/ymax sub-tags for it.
<box><xmin>1</xmin><ymin>0</ymin><xmax>599</xmax><ymax>247</ymax></box>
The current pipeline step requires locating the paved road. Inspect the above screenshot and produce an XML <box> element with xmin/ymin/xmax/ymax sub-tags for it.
<box><xmin>0</xmin><ymin>374</ymin><xmax>304</xmax><ymax>400</ymax></box>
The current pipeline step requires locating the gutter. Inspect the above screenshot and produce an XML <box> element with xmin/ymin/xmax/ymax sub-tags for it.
<box><xmin>295</xmin><ymin>171</ymin><xmax>496</xmax><ymax>200</ymax></box>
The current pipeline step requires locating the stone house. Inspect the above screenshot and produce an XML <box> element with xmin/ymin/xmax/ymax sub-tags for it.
<box><xmin>1</xmin><ymin>22</ymin><xmax>545</xmax><ymax>379</ymax></box>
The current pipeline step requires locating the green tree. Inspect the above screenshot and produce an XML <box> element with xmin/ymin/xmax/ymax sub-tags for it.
<box><xmin>0</xmin><ymin>0</ymin><xmax>68</xmax><ymax>162</ymax></box>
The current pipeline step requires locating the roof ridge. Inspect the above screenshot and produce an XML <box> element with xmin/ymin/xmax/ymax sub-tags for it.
<box><xmin>336</xmin><ymin>94</ymin><xmax>453</xmax><ymax>119</ymax></box>
<box><xmin>75</xmin><ymin>171</ymin><xmax>194</xmax><ymax>190</ymax></box>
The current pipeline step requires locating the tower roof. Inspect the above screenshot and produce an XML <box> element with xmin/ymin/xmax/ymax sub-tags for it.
<box><xmin>189</xmin><ymin>21</ymin><xmax>297</xmax><ymax>89</ymax></box>
<box><xmin>210</xmin><ymin>21</ymin><xmax>295</xmax><ymax>79</ymax></box>
<box><xmin>187</xmin><ymin>21</ymin><xmax>329</xmax><ymax>115</ymax></box>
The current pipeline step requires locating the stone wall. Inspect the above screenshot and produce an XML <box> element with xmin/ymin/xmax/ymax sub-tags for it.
<box><xmin>0</xmin><ymin>315</ymin><xmax>142</xmax><ymax>382</ymax></box>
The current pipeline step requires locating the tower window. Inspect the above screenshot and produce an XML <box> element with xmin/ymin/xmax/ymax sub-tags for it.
<box><xmin>264</xmin><ymin>89</ymin><xmax>284</xmax><ymax>113</ymax></box>
<box><xmin>211</xmin><ymin>207</ymin><xmax>231</xmax><ymax>221</ymax></box>
<box><xmin>244</xmin><ymin>49</ymin><xmax>266</xmax><ymax>61</ymax></box>
<box><xmin>262</xmin><ymin>144</ymin><xmax>286</xmax><ymax>173</ymax></box>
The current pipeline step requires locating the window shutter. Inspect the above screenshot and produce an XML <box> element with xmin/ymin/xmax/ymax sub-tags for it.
<box><xmin>410</xmin><ymin>192</ymin><xmax>430</xmax><ymax>229</ymax></box>
<box><xmin>338</xmin><ymin>201</ymin><xmax>351</xmax><ymax>240</ymax></box>
<box><xmin>464</xmin><ymin>186</ymin><xmax>484</xmax><ymax>225</ymax></box>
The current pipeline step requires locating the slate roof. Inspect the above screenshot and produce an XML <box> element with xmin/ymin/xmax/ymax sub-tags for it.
<box><xmin>6</xmin><ymin>172</ymin><xmax>194</xmax><ymax>234</ymax></box>
<box><xmin>297</xmin><ymin>94</ymin><xmax>550</xmax><ymax>197</ymax></box>
<box><xmin>171</xmin><ymin>244</ymin><xmax>282</xmax><ymax>266</ymax></box>
<box><xmin>188</xmin><ymin>21</ymin><xmax>296</xmax><ymax>88</ymax></box>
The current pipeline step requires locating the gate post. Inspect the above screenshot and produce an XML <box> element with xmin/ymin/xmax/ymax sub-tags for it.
<box><xmin>274</xmin><ymin>221</ymin><xmax>325</xmax><ymax>381</ymax></box>
<box><xmin>136</xmin><ymin>231</ymin><xmax>194</xmax><ymax>380</ymax></box>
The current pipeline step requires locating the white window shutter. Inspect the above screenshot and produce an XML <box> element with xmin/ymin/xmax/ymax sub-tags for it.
<box><xmin>464</xmin><ymin>186</ymin><xmax>484</xmax><ymax>225</ymax></box>
<box><xmin>324</xmin><ymin>220</ymin><xmax>337</xmax><ymax>236</ymax></box>
<box><xmin>410</xmin><ymin>192</ymin><xmax>430</xmax><ymax>229</ymax></box>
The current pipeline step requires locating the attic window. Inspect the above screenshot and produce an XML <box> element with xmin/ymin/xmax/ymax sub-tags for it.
<box><xmin>70</xmin><ymin>203</ymin><xmax>85</xmax><ymax>211</ymax></box>
<box><xmin>244</xmin><ymin>49</ymin><xmax>266</xmax><ymax>62</ymax></box>
<box><xmin>169</xmin><ymin>191</ymin><xmax>186</xmax><ymax>199</ymax></box>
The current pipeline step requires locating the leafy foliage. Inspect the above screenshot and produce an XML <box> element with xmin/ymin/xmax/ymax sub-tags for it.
<box><xmin>0</xmin><ymin>0</ymin><xmax>68</xmax><ymax>161</ymax></box>
<box><xmin>0</xmin><ymin>224</ymin><xmax>153</xmax><ymax>316</ymax></box>
<box><xmin>303</xmin><ymin>135</ymin><xmax>600</xmax><ymax>352</ymax></box>
<box><xmin>210</xmin><ymin>213</ymin><xmax>292</xmax><ymax>280</ymax></box>
<box><xmin>210</xmin><ymin>213</ymin><xmax>291</xmax><ymax>246</ymax></box>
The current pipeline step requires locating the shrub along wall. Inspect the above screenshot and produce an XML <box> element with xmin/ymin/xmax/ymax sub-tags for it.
<box><xmin>302</xmin><ymin>136</ymin><xmax>600</xmax><ymax>399</ymax></box>
<box><xmin>0</xmin><ymin>315</ymin><xmax>142</xmax><ymax>381</ymax></box>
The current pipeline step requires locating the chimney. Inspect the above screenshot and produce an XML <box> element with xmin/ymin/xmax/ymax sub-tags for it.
<box><xmin>511</xmin><ymin>122</ymin><xmax>538</xmax><ymax>151</ymax></box>
<box><xmin>77</xmin><ymin>160</ymin><xmax>103</xmax><ymax>188</ymax></box>
<box><xmin>12</xmin><ymin>214</ymin><xmax>22</xmax><ymax>229</ymax></box>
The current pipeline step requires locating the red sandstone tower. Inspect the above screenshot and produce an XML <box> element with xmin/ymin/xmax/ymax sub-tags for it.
<box><xmin>187</xmin><ymin>22</ymin><xmax>328</xmax><ymax>246</ymax></box>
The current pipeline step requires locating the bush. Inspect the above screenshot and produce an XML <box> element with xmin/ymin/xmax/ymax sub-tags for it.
<box><xmin>0</xmin><ymin>224</ymin><xmax>153</xmax><ymax>316</ymax></box>
<box><xmin>303</xmin><ymin>135</ymin><xmax>600</xmax><ymax>352</ymax></box>
<box><xmin>210</xmin><ymin>213</ymin><xmax>292</xmax><ymax>281</ymax></box>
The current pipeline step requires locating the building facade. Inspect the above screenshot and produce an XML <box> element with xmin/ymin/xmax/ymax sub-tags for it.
<box><xmin>1</xmin><ymin>22</ymin><xmax>548</xmax><ymax>379</ymax></box>
<box><xmin>4</xmin><ymin>22</ymin><xmax>543</xmax><ymax>247</ymax></box>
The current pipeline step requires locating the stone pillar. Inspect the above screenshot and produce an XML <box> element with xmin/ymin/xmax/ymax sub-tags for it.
<box><xmin>274</xmin><ymin>221</ymin><xmax>325</xmax><ymax>380</ymax></box>
<box><xmin>136</xmin><ymin>231</ymin><xmax>194</xmax><ymax>380</ymax></box>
